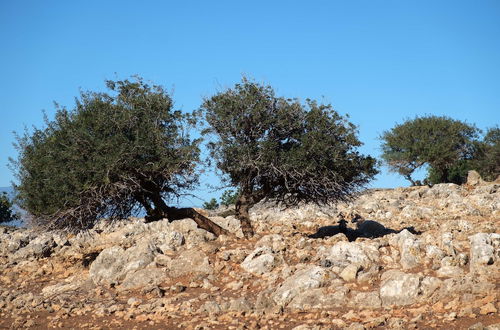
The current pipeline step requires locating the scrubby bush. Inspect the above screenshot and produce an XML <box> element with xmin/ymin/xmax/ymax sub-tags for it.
<box><xmin>0</xmin><ymin>192</ymin><xmax>18</xmax><ymax>223</ymax></box>
<box><xmin>220</xmin><ymin>189</ymin><xmax>238</xmax><ymax>206</ymax></box>
<box><xmin>202</xmin><ymin>198</ymin><xmax>219</xmax><ymax>210</ymax></box>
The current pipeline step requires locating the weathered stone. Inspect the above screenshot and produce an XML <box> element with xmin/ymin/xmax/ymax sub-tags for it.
<box><xmin>380</xmin><ymin>270</ymin><xmax>422</xmax><ymax>306</ymax></box>
<box><xmin>198</xmin><ymin>301</ymin><xmax>222</xmax><ymax>314</ymax></box>
<box><xmin>89</xmin><ymin>241</ymin><xmax>157</xmax><ymax>286</ymax></box>
<box><xmin>127</xmin><ymin>297</ymin><xmax>142</xmax><ymax>307</ymax></box>
<box><xmin>272</xmin><ymin>266</ymin><xmax>328</xmax><ymax>306</ymax></box>
<box><xmin>154</xmin><ymin>254</ymin><xmax>172</xmax><ymax>267</ymax></box>
<box><xmin>436</xmin><ymin>265</ymin><xmax>464</xmax><ymax>277</ymax></box>
<box><xmin>4</xmin><ymin>231</ymin><xmax>31</xmax><ymax>254</ymax></box>
<box><xmin>288</xmin><ymin>288</ymin><xmax>348</xmax><ymax>310</ymax></box>
<box><xmin>168</xmin><ymin>250</ymin><xmax>213</xmax><ymax>278</ymax></box>
<box><xmin>12</xmin><ymin>233</ymin><xmax>56</xmax><ymax>260</ymax></box>
<box><xmin>41</xmin><ymin>277</ymin><xmax>86</xmax><ymax>297</ymax></box>
<box><xmin>479</xmin><ymin>302</ymin><xmax>498</xmax><ymax>315</ymax></box>
<box><xmin>255</xmin><ymin>234</ymin><xmax>286</xmax><ymax>252</ymax></box>
<box><xmin>228</xmin><ymin>297</ymin><xmax>253</xmax><ymax>312</ymax></box>
<box><xmin>218</xmin><ymin>248</ymin><xmax>248</xmax><ymax>263</ymax></box>
<box><xmin>469</xmin><ymin>233</ymin><xmax>500</xmax><ymax>272</ymax></box>
<box><xmin>467</xmin><ymin>170</ymin><xmax>483</xmax><ymax>186</ymax></box>
<box><xmin>241</xmin><ymin>247</ymin><xmax>276</xmax><ymax>275</ymax></box>
<box><xmin>389</xmin><ymin>229</ymin><xmax>422</xmax><ymax>269</ymax></box>
<box><xmin>339</xmin><ymin>264</ymin><xmax>360</xmax><ymax>282</ymax></box>
<box><xmin>351</xmin><ymin>291</ymin><xmax>382</xmax><ymax>309</ymax></box>
<box><xmin>157</xmin><ymin>231</ymin><xmax>184</xmax><ymax>253</ymax></box>
<box><xmin>119</xmin><ymin>268</ymin><xmax>167</xmax><ymax>291</ymax></box>
<box><xmin>209</xmin><ymin>216</ymin><xmax>243</xmax><ymax>237</ymax></box>
<box><xmin>320</xmin><ymin>241</ymin><xmax>378</xmax><ymax>270</ymax></box>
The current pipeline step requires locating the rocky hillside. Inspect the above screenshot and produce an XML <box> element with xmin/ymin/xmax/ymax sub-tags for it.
<box><xmin>0</xmin><ymin>172</ymin><xmax>499</xmax><ymax>329</ymax></box>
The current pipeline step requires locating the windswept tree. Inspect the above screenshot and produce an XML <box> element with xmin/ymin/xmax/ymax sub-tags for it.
<box><xmin>11</xmin><ymin>77</ymin><xmax>227</xmax><ymax>236</ymax></box>
<box><xmin>202</xmin><ymin>78</ymin><xmax>378</xmax><ymax>238</ymax></box>
<box><xmin>380</xmin><ymin>115</ymin><xmax>479</xmax><ymax>185</ymax></box>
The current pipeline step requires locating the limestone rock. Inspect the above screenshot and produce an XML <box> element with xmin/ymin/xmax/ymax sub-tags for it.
<box><xmin>4</xmin><ymin>231</ymin><xmax>31</xmax><ymax>254</ymax></box>
<box><xmin>339</xmin><ymin>264</ymin><xmax>360</xmax><ymax>282</ymax></box>
<box><xmin>41</xmin><ymin>277</ymin><xmax>87</xmax><ymax>297</ymax></box>
<box><xmin>228</xmin><ymin>297</ymin><xmax>253</xmax><ymax>312</ymax></box>
<box><xmin>255</xmin><ymin>234</ymin><xmax>286</xmax><ymax>252</ymax></box>
<box><xmin>469</xmin><ymin>233</ymin><xmax>500</xmax><ymax>272</ymax></box>
<box><xmin>272</xmin><ymin>266</ymin><xmax>328</xmax><ymax>306</ymax></box>
<box><xmin>119</xmin><ymin>268</ymin><xmax>167</xmax><ymax>291</ymax></box>
<box><xmin>467</xmin><ymin>170</ymin><xmax>483</xmax><ymax>186</ymax></box>
<box><xmin>89</xmin><ymin>241</ymin><xmax>157</xmax><ymax>286</ymax></box>
<box><xmin>389</xmin><ymin>230</ymin><xmax>422</xmax><ymax>269</ymax></box>
<box><xmin>209</xmin><ymin>216</ymin><xmax>243</xmax><ymax>237</ymax></box>
<box><xmin>379</xmin><ymin>270</ymin><xmax>422</xmax><ymax>306</ymax></box>
<box><xmin>436</xmin><ymin>265</ymin><xmax>464</xmax><ymax>277</ymax></box>
<box><xmin>156</xmin><ymin>231</ymin><xmax>185</xmax><ymax>253</ymax></box>
<box><xmin>168</xmin><ymin>250</ymin><xmax>213</xmax><ymax>278</ymax></box>
<box><xmin>11</xmin><ymin>233</ymin><xmax>56</xmax><ymax>260</ymax></box>
<box><xmin>351</xmin><ymin>291</ymin><xmax>382</xmax><ymax>309</ymax></box>
<box><xmin>89</xmin><ymin>246</ymin><xmax>127</xmax><ymax>286</ymax></box>
<box><xmin>288</xmin><ymin>287</ymin><xmax>348</xmax><ymax>310</ymax></box>
<box><xmin>320</xmin><ymin>241</ymin><xmax>378</xmax><ymax>270</ymax></box>
<box><xmin>241</xmin><ymin>247</ymin><xmax>276</xmax><ymax>275</ymax></box>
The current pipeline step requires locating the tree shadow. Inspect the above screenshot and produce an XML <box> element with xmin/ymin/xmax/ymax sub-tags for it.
<box><xmin>308</xmin><ymin>218</ymin><xmax>421</xmax><ymax>242</ymax></box>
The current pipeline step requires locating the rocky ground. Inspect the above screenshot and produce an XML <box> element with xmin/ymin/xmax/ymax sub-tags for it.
<box><xmin>0</xmin><ymin>172</ymin><xmax>499</xmax><ymax>329</ymax></box>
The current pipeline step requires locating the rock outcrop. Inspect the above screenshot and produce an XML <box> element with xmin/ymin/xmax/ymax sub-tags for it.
<box><xmin>0</xmin><ymin>176</ymin><xmax>499</xmax><ymax>328</ymax></box>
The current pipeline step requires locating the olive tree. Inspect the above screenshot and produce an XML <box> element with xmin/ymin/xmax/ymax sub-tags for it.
<box><xmin>202</xmin><ymin>78</ymin><xmax>378</xmax><ymax>238</ymax></box>
<box><xmin>472</xmin><ymin>126</ymin><xmax>500</xmax><ymax>181</ymax></box>
<box><xmin>11</xmin><ymin>77</ymin><xmax>227</xmax><ymax>235</ymax></box>
<box><xmin>380</xmin><ymin>115</ymin><xmax>479</xmax><ymax>185</ymax></box>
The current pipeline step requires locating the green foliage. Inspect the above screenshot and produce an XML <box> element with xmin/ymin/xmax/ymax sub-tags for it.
<box><xmin>220</xmin><ymin>189</ymin><xmax>239</xmax><ymax>206</ymax></box>
<box><xmin>380</xmin><ymin>115</ymin><xmax>479</xmax><ymax>185</ymax></box>
<box><xmin>202</xmin><ymin>198</ymin><xmax>219</xmax><ymax>210</ymax></box>
<box><xmin>472</xmin><ymin>126</ymin><xmax>500</xmax><ymax>181</ymax></box>
<box><xmin>0</xmin><ymin>192</ymin><xmax>18</xmax><ymax>223</ymax></box>
<box><xmin>427</xmin><ymin>160</ymin><xmax>472</xmax><ymax>185</ymax></box>
<box><xmin>11</xmin><ymin>77</ymin><xmax>201</xmax><ymax>230</ymax></box>
<box><xmin>202</xmin><ymin>77</ymin><xmax>378</xmax><ymax>212</ymax></box>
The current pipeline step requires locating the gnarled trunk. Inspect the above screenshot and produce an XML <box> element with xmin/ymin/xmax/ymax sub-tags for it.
<box><xmin>404</xmin><ymin>174</ymin><xmax>417</xmax><ymax>186</ymax></box>
<box><xmin>139</xmin><ymin>191</ymin><xmax>230</xmax><ymax>237</ymax></box>
<box><xmin>166</xmin><ymin>207</ymin><xmax>230</xmax><ymax>237</ymax></box>
<box><xmin>235</xmin><ymin>195</ymin><xmax>254</xmax><ymax>239</ymax></box>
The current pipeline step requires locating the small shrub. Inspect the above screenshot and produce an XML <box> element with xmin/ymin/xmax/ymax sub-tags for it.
<box><xmin>220</xmin><ymin>189</ymin><xmax>238</xmax><ymax>206</ymax></box>
<box><xmin>203</xmin><ymin>198</ymin><xmax>219</xmax><ymax>210</ymax></box>
<box><xmin>0</xmin><ymin>192</ymin><xmax>18</xmax><ymax>223</ymax></box>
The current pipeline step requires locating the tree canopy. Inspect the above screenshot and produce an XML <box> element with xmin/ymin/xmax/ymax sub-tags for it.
<box><xmin>380</xmin><ymin>115</ymin><xmax>480</xmax><ymax>185</ymax></box>
<box><xmin>202</xmin><ymin>78</ymin><xmax>378</xmax><ymax>237</ymax></box>
<box><xmin>0</xmin><ymin>192</ymin><xmax>18</xmax><ymax>224</ymax></box>
<box><xmin>471</xmin><ymin>126</ymin><xmax>500</xmax><ymax>182</ymax></box>
<box><xmin>11</xmin><ymin>77</ymin><xmax>227</xmax><ymax>235</ymax></box>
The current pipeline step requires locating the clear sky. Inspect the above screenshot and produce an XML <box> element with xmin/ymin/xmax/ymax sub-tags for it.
<box><xmin>1</xmin><ymin>0</ymin><xmax>499</xmax><ymax>206</ymax></box>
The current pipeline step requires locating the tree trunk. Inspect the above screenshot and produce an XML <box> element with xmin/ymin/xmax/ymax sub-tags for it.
<box><xmin>235</xmin><ymin>195</ymin><xmax>254</xmax><ymax>239</ymax></box>
<box><xmin>140</xmin><ymin>191</ymin><xmax>230</xmax><ymax>237</ymax></box>
<box><xmin>404</xmin><ymin>174</ymin><xmax>417</xmax><ymax>186</ymax></box>
<box><xmin>166</xmin><ymin>207</ymin><xmax>230</xmax><ymax>237</ymax></box>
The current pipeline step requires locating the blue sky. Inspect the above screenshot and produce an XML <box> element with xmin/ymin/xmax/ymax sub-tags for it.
<box><xmin>1</xmin><ymin>0</ymin><xmax>499</xmax><ymax>206</ymax></box>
